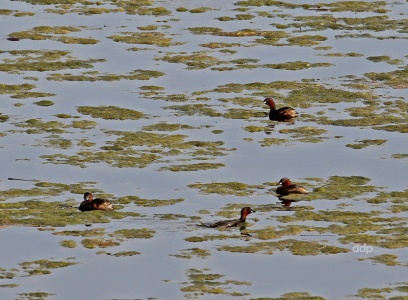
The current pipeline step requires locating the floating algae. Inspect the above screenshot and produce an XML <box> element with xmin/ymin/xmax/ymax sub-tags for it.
<box><xmin>179</xmin><ymin>268</ymin><xmax>251</xmax><ymax>298</ymax></box>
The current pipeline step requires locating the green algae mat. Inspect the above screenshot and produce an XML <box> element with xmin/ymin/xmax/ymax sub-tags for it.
<box><xmin>0</xmin><ymin>0</ymin><xmax>407</xmax><ymax>299</ymax></box>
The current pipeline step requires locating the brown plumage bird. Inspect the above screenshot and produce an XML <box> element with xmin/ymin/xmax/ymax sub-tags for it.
<box><xmin>199</xmin><ymin>207</ymin><xmax>255</xmax><ymax>228</ymax></box>
<box><xmin>276</xmin><ymin>177</ymin><xmax>308</xmax><ymax>201</ymax></box>
<box><xmin>264</xmin><ymin>98</ymin><xmax>298</xmax><ymax>121</ymax></box>
<box><xmin>79</xmin><ymin>192</ymin><xmax>114</xmax><ymax>212</ymax></box>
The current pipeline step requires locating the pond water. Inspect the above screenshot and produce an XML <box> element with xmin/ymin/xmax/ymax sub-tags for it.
<box><xmin>0</xmin><ymin>0</ymin><xmax>407</xmax><ymax>299</ymax></box>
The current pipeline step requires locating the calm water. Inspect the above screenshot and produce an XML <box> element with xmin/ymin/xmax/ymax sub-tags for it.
<box><xmin>0</xmin><ymin>0</ymin><xmax>407</xmax><ymax>299</ymax></box>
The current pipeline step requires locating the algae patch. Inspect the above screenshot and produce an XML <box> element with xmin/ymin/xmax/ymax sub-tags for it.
<box><xmin>0</xmin><ymin>83</ymin><xmax>51</xmax><ymax>99</ymax></box>
<box><xmin>160</xmin><ymin>163</ymin><xmax>225</xmax><ymax>172</ymax></box>
<box><xmin>8</xmin><ymin>26</ymin><xmax>98</xmax><ymax>44</ymax></box>
<box><xmin>0</xmin><ymin>50</ymin><xmax>104</xmax><ymax>73</ymax></box>
<box><xmin>346</xmin><ymin>139</ymin><xmax>387</xmax><ymax>149</ymax></box>
<box><xmin>218</xmin><ymin>239</ymin><xmax>348</xmax><ymax>256</ymax></box>
<box><xmin>179</xmin><ymin>268</ymin><xmax>251</xmax><ymax>298</ymax></box>
<box><xmin>109</xmin><ymin>32</ymin><xmax>177</xmax><ymax>47</ymax></box>
<box><xmin>362</xmin><ymin>254</ymin><xmax>403</xmax><ymax>266</ymax></box>
<box><xmin>172</xmin><ymin>248</ymin><xmax>211</xmax><ymax>259</ymax></box>
<box><xmin>188</xmin><ymin>182</ymin><xmax>262</xmax><ymax>196</ymax></box>
<box><xmin>113</xmin><ymin>228</ymin><xmax>155</xmax><ymax>239</ymax></box>
<box><xmin>365</xmin><ymin>65</ymin><xmax>408</xmax><ymax>89</ymax></box>
<box><xmin>65</xmin><ymin>228</ymin><xmax>155</xmax><ymax>250</ymax></box>
<box><xmin>77</xmin><ymin>106</ymin><xmax>144</xmax><ymax>120</ymax></box>
<box><xmin>48</xmin><ymin>69</ymin><xmax>164</xmax><ymax>82</ymax></box>
<box><xmin>0</xmin><ymin>182</ymin><xmax>139</xmax><ymax>227</ymax></box>
<box><xmin>41</xmin><ymin>130</ymin><xmax>231</xmax><ymax>169</ymax></box>
<box><xmin>350</xmin><ymin>284</ymin><xmax>408</xmax><ymax>299</ymax></box>
<box><xmin>20</xmin><ymin>259</ymin><xmax>76</xmax><ymax>276</ymax></box>
<box><xmin>160</xmin><ymin>52</ymin><xmax>219</xmax><ymax>70</ymax></box>
<box><xmin>118</xmin><ymin>196</ymin><xmax>183</xmax><ymax>207</ymax></box>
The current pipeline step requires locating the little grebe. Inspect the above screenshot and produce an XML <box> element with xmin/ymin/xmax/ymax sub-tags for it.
<box><xmin>264</xmin><ymin>98</ymin><xmax>298</xmax><ymax>121</ymax></box>
<box><xmin>200</xmin><ymin>207</ymin><xmax>255</xmax><ymax>228</ymax></box>
<box><xmin>276</xmin><ymin>177</ymin><xmax>307</xmax><ymax>200</ymax></box>
<box><xmin>79</xmin><ymin>192</ymin><xmax>114</xmax><ymax>212</ymax></box>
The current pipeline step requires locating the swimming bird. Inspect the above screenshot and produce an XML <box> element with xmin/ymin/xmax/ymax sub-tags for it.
<box><xmin>264</xmin><ymin>97</ymin><xmax>298</xmax><ymax>121</ymax></box>
<box><xmin>199</xmin><ymin>207</ymin><xmax>255</xmax><ymax>228</ymax></box>
<box><xmin>79</xmin><ymin>192</ymin><xmax>114</xmax><ymax>212</ymax></box>
<box><xmin>276</xmin><ymin>177</ymin><xmax>308</xmax><ymax>201</ymax></box>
